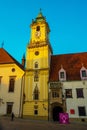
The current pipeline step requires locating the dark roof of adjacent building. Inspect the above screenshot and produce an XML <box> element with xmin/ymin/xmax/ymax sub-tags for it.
<box><xmin>0</xmin><ymin>48</ymin><xmax>24</xmax><ymax>70</ymax></box>
<box><xmin>49</xmin><ymin>52</ymin><xmax>87</xmax><ymax>81</ymax></box>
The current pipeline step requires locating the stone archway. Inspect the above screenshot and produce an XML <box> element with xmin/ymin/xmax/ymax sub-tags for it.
<box><xmin>52</xmin><ymin>106</ymin><xmax>63</xmax><ymax>121</ymax></box>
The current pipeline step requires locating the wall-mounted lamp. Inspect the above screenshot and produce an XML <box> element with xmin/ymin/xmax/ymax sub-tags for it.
<box><xmin>43</xmin><ymin>104</ymin><xmax>47</xmax><ymax>110</ymax></box>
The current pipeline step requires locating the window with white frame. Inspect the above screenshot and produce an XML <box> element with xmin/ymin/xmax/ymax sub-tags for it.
<box><xmin>52</xmin><ymin>91</ymin><xmax>59</xmax><ymax>98</ymax></box>
<box><xmin>76</xmin><ymin>88</ymin><xmax>84</xmax><ymax>98</ymax></box>
<box><xmin>8</xmin><ymin>76</ymin><xmax>16</xmax><ymax>92</ymax></box>
<box><xmin>59</xmin><ymin>66</ymin><xmax>66</xmax><ymax>81</ymax></box>
<box><xmin>60</xmin><ymin>72</ymin><xmax>64</xmax><ymax>78</ymax></box>
<box><xmin>78</xmin><ymin>106</ymin><xmax>86</xmax><ymax>116</ymax></box>
<box><xmin>65</xmin><ymin>89</ymin><xmax>72</xmax><ymax>98</ymax></box>
<box><xmin>80</xmin><ymin>66</ymin><xmax>87</xmax><ymax>80</ymax></box>
<box><xmin>7</xmin><ymin>102</ymin><xmax>14</xmax><ymax>114</ymax></box>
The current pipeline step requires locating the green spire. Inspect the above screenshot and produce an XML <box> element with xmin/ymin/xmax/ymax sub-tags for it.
<box><xmin>31</xmin><ymin>9</ymin><xmax>46</xmax><ymax>24</ymax></box>
<box><xmin>36</xmin><ymin>9</ymin><xmax>46</xmax><ymax>22</ymax></box>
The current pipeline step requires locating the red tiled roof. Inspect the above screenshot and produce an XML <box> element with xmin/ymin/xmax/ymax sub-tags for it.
<box><xmin>49</xmin><ymin>52</ymin><xmax>87</xmax><ymax>81</ymax></box>
<box><xmin>0</xmin><ymin>48</ymin><xmax>24</xmax><ymax>70</ymax></box>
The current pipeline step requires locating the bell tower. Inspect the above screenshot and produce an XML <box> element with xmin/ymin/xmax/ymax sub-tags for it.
<box><xmin>30</xmin><ymin>11</ymin><xmax>50</xmax><ymax>43</ymax></box>
<box><xmin>23</xmin><ymin>10</ymin><xmax>52</xmax><ymax>120</ymax></box>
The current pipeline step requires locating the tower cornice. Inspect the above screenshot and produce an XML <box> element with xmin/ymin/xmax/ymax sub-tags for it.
<box><xmin>27</xmin><ymin>40</ymin><xmax>53</xmax><ymax>53</ymax></box>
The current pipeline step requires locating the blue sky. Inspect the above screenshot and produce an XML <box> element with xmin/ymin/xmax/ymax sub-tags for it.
<box><xmin>0</xmin><ymin>0</ymin><xmax>87</xmax><ymax>63</ymax></box>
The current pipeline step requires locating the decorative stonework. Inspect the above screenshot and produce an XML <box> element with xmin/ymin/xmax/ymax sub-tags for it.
<box><xmin>50</xmin><ymin>82</ymin><xmax>63</xmax><ymax>89</ymax></box>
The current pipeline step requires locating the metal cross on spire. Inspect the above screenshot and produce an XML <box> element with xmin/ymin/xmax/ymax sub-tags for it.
<box><xmin>40</xmin><ymin>8</ymin><xmax>42</xmax><ymax>13</ymax></box>
<box><xmin>1</xmin><ymin>41</ymin><xmax>4</xmax><ymax>48</ymax></box>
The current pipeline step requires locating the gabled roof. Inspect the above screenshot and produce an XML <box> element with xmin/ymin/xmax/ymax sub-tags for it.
<box><xmin>0</xmin><ymin>48</ymin><xmax>24</xmax><ymax>70</ymax></box>
<box><xmin>49</xmin><ymin>52</ymin><xmax>87</xmax><ymax>81</ymax></box>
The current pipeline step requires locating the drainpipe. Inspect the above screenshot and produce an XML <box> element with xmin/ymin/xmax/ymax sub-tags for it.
<box><xmin>19</xmin><ymin>73</ymin><xmax>25</xmax><ymax>118</ymax></box>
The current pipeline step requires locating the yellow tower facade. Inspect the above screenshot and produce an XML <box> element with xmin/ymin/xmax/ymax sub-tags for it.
<box><xmin>23</xmin><ymin>11</ymin><xmax>52</xmax><ymax>120</ymax></box>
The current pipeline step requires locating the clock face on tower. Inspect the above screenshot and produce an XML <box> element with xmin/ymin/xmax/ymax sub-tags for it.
<box><xmin>35</xmin><ymin>31</ymin><xmax>41</xmax><ymax>38</ymax></box>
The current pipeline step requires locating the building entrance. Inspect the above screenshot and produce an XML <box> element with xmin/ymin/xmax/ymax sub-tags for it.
<box><xmin>52</xmin><ymin>106</ymin><xmax>63</xmax><ymax>121</ymax></box>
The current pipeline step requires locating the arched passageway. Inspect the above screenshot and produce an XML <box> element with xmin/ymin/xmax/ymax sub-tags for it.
<box><xmin>52</xmin><ymin>106</ymin><xmax>63</xmax><ymax>121</ymax></box>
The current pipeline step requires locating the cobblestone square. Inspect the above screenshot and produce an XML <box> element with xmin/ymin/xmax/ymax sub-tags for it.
<box><xmin>0</xmin><ymin>117</ymin><xmax>87</xmax><ymax>130</ymax></box>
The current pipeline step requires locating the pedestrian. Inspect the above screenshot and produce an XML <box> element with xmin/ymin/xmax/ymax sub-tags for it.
<box><xmin>11</xmin><ymin>112</ymin><xmax>15</xmax><ymax>121</ymax></box>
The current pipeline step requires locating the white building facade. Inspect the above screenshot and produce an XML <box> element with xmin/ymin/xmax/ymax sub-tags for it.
<box><xmin>0</xmin><ymin>48</ymin><xmax>24</xmax><ymax>117</ymax></box>
<box><xmin>63</xmin><ymin>81</ymin><xmax>87</xmax><ymax>120</ymax></box>
<box><xmin>49</xmin><ymin>53</ymin><xmax>87</xmax><ymax>121</ymax></box>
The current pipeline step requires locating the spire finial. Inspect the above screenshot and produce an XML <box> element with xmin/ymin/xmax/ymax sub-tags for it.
<box><xmin>22</xmin><ymin>53</ymin><xmax>25</xmax><ymax>68</ymax></box>
<box><xmin>23</xmin><ymin>53</ymin><xmax>25</xmax><ymax>59</ymax></box>
<box><xmin>40</xmin><ymin>8</ymin><xmax>42</xmax><ymax>13</ymax></box>
<box><xmin>1</xmin><ymin>41</ymin><xmax>4</xmax><ymax>48</ymax></box>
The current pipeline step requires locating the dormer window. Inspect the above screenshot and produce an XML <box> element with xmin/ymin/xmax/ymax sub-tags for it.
<box><xmin>60</xmin><ymin>72</ymin><xmax>65</xmax><ymax>79</ymax></box>
<box><xmin>82</xmin><ymin>70</ymin><xmax>86</xmax><ymax>77</ymax></box>
<box><xmin>59</xmin><ymin>65</ymin><xmax>66</xmax><ymax>81</ymax></box>
<box><xmin>80</xmin><ymin>65</ymin><xmax>87</xmax><ymax>80</ymax></box>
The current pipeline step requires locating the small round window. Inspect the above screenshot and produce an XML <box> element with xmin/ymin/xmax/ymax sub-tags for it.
<box><xmin>35</xmin><ymin>51</ymin><xmax>39</xmax><ymax>55</ymax></box>
<box><xmin>12</xmin><ymin>68</ymin><xmax>15</xmax><ymax>72</ymax></box>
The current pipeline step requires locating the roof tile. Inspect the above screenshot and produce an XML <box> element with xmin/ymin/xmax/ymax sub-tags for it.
<box><xmin>49</xmin><ymin>52</ymin><xmax>87</xmax><ymax>81</ymax></box>
<box><xmin>0</xmin><ymin>48</ymin><xmax>24</xmax><ymax>70</ymax></box>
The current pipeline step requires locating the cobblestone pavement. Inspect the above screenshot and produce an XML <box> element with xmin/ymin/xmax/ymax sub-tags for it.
<box><xmin>0</xmin><ymin>116</ymin><xmax>87</xmax><ymax>130</ymax></box>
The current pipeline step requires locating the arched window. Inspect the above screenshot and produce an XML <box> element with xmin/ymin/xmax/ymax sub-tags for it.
<box><xmin>9</xmin><ymin>77</ymin><xmax>16</xmax><ymax>92</ymax></box>
<box><xmin>35</xmin><ymin>62</ymin><xmax>38</xmax><ymax>68</ymax></box>
<box><xmin>36</xmin><ymin>26</ymin><xmax>40</xmax><ymax>31</ymax></box>
<box><xmin>33</xmin><ymin>84</ymin><xmax>39</xmax><ymax>100</ymax></box>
